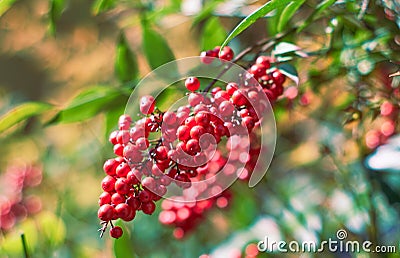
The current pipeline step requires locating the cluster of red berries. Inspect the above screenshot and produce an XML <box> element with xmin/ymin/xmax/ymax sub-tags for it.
<box><xmin>159</xmin><ymin>190</ymin><xmax>232</xmax><ymax>239</ymax></box>
<box><xmin>365</xmin><ymin>100</ymin><xmax>399</xmax><ymax>149</ymax></box>
<box><xmin>98</xmin><ymin>45</ymin><xmax>291</xmax><ymax>239</ymax></box>
<box><xmin>247</xmin><ymin>56</ymin><xmax>286</xmax><ymax>102</ymax></box>
<box><xmin>0</xmin><ymin>165</ymin><xmax>42</xmax><ymax>231</ymax></box>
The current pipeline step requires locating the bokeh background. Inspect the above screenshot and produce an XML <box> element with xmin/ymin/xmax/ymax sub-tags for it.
<box><xmin>1</xmin><ymin>0</ymin><xmax>400</xmax><ymax>257</ymax></box>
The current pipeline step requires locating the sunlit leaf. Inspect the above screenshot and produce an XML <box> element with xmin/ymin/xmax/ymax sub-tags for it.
<box><xmin>142</xmin><ymin>25</ymin><xmax>175</xmax><ymax>70</ymax></box>
<box><xmin>0</xmin><ymin>102</ymin><xmax>53</xmax><ymax>134</ymax></box>
<box><xmin>273</xmin><ymin>42</ymin><xmax>301</xmax><ymax>56</ymax></box>
<box><xmin>49</xmin><ymin>0</ymin><xmax>66</xmax><ymax>35</ymax></box>
<box><xmin>49</xmin><ymin>86</ymin><xmax>128</xmax><ymax>124</ymax></box>
<box><xmin>201</xmin><ymin>17</ymin><xmax>226</xmax><ymax>50</ymax></box>
<box><xmin>113</xmin><ymin>221</ymin><xmax>135</xmax><ymax>258</ymax></box>
<box><xmin>277</xmin><ymin>0</ymin><xmax>306</xmax><ymax>32</ymax></box>
<box><xmin>0</xmin><ymin>0</ymin><xmax>17</xmax><ymax>17</ymax></box>
<box><xmin>220</xmin><ymin>0</ymin><xmax>294</xmax><ymax>50</ymax></box>
<box><xmin>115</xmin><ymin>32</ymin><xmax>139</xmax><ymax>83</ymax></box>
<box><xmin>92</xmin><ymin>0</ymin><xmax>115</xmax><ymax>15</ymax></box>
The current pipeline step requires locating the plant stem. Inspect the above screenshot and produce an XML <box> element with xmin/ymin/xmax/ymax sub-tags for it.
<box><xmin>203</xmin><ymin>27</ymin><xmax>296</xmax><ymax>93</ymax></box>
<box><xmin>21</xmin><ymin>233</ymin><xmax>30</xmax><ymax>258</ymax></box>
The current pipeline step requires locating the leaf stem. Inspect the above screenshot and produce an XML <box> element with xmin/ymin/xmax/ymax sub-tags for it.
<box><xmin>21</xmin><ymin>233</ymin><xmax>30</xmax><ymax>258</ymax></box>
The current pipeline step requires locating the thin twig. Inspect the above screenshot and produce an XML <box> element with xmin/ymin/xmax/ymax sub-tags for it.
<box><xmin>21</xmin><ymin>233</ymin><xmax>30</xmax><ymax>258</ymax></box>
<box><xmin>202</xmin><ymin>28</ymin><xmax>296</xmax><ymax>93</ymax></box>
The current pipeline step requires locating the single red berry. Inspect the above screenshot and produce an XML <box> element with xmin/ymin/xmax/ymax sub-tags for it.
<box><xmin>242</xmin><ymin>116</ymin><xmax>255</xmax><ymax>132</ymax></box>
<box><xmin>186</xmin><ymin>139</ymin><xmax>200</xmax><ymax>155</ymax></box>
<box><xmin>185</xmin><ymin>77</ymin><xmax>200</xmax><ymax>92</ymax></box>
<box><xmin>115</xmin><ymin>203</ymin><xmax>133</xmax><ymax>221</ymax></box>
<box><xmin>138</xmin><ymin>190</ymin><xmax>152</xmax><ymax>203</ymax></box>
<box><xmin>163</xmin><ymin>111</ymin><xmax>177</xmax><ymax>126</ymax></box>
<box><xmin>113</xmin><ymin>144</ymin><xmax>124</xmax><ymax>157</ymax></box>
<box><xmin>98</xmin><ymin>204</ymin><xmax>115</xmax><ymax>221</ymax></box>
<box><xmin>98</xmin><ymin>192</ymin><xmax>111</xmax><ymax>206</ymax></box>
<box><xmin>140</xmin><ymin>95</ymin><xmax>156</xmax><ymax>115</ymax></box>
<box><xmin>103</xmin><ymin>159</ymin><xmax>118</xmax><ymax>176</ymax></box>
<box><xmin>101</xmin><ymin>176</ymin><xmax>116</xmax><ymax>192</ymax></box>
<box><xmin>127</xmin><ymin>196</ymin><xmax>142</xmax><ymax>210</ymax></box>
<box><xmin>142</xmin><ymin>201</ymin><xmax>156</xmax><ymax>215</ymax></box>
<box><xmin>111</xmin><ymin>192</ymin><xmax>126</xmax><ymax>205</ymax></box>
<box><xmin>226</xmin><ymin>82</ymin><xmax>238</xmax><ymax>96</ymax></box>
<box><xmin>126</xmin><ymin>169</ymin><xmax>140</xmax><ymax>185</ymax></box>
<box><xmin>218</xmin><ymin>46</ymin><xmax>234</xmax><ymax>61</ymax></box>
<box><xmin>256</xmin><ymin>56</ymin><xmax>272</xmax><ymax>68</ymax></box>
<box><xmin>110</xmin><ymin>226</ymin><xmax>123</xmax><ymax>239</ymax></box>
<box><xmin>194</xmin><ymin>112</ymin><xmax>210</xmax><ymax>125</ymax></box>
<box><xmin>231</xmin><ymin>90</ymin><xmax>247</xmax><ymax>106</ymax></box>
<box><xmin>109</xmin><ymin>131</ymin><xmax>119</xmax><ymax>145</ymax></box>
<box><xmin>190</xmin><ymin>125</ymin><xmax>206</xmax><ymax>140</ymax></box>
<box><xmin>200</xmin><ymin>50</ymin><xmax>216</xmax><ymax>64</ymax></box>
<box><xmin>188</xmin><ymin>93</ymin><xmax>204</xmax><ymax>107</ymax></box>
<box><xmin>177</xmin><ymin>125</ymin><xmax>190</xmax><ymax>141</ymax></box>
<box><xmin>115</xmin><ymin>178</ymin><xmax>131</xmax><ymax>195</ymax></box>
<box><xmin>211</xmin><ymin>87</ymin><xmax>222</xmax><ymax>96</ymax></box>
<box><xmin>136</xmin><ymin>137</ymin><xmax>149</xmax><ymax>151</ymax></box>
<box><xmin>272</xmin><ymin>70</ymin><xmax>286</xmax><ymax>85</ymax></box>
<box><xmin>116</xmin><ymin>162</ymin><xmax>130</xmax><ymax>177</ymax></box>
<box><xmin>219</xmin><ymin>101</ymin><xmax>235</xmax><ymax>117</ymax></box>
<box><xmin>142</xmin><ymin>176</ymin><xmax>157</xmax><ymax>191</ymax></box>
<box><xmin>155</xmin><ymin>146</ymin><xmax>168</xmax><ymax>160</ymax></box>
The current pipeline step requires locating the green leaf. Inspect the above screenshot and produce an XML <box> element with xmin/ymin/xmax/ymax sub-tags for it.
<box><xmin>36</xmin><ymin>212</ymin><xmax>66</xmax><ymax>247</ymax></box>
<box><xmin>201</xmin><ymin>17</ymin><xmax>226</xmax><ymax>50</ymax></box>
<box><xmin>278</xmin><ymin>63</ymin><xmax>299</xmax><ymax>85</ymax></box>
<box><xmin>273</xmin><ymin>42</ymin><xmax>301</xmax><ymax>56</ymax></box>
<box><xmin>113</xmin><ymin>221</ymin><xmax>135</xmax><ymax>258</ymax></box>
<box><xmin>49</xmin><ymin>86</ymin><xmax>128</xmax><ymax>124</ymax></box>
<box><xmin>115</xmin><ymin>32</ymin><xmax>139</xmax><ymax>83</ymax></box>
<box><xmin>142</xmin><ymin>25</ymin><xmax>175</xmax><ymax>70</ymax></box>
<box><xmin>0</xmin><ymin>102</ymin><xmax>53</xmax><ymax>134</ymax></box>
<box><xmin>0</xmin><ymin>0</ymin><xmax>17</xmax><ymax>17</ymax></box>
<box><xmin>297</xmin><ymin>0</ymin><xmax>336</xmax><ymax>33</ymax></box>
<box><xmin>49</xmin><ymin>0</ymin><xmax>66</xmax><ymax>35</ymax></box>
<box><xmin>220</xmin><ymin>0</ymin><xmax>294</xmax><ymax>50</ymax></box>
<box><xmin>92</xmin><ymin>0</ymin><xmax>115</xmax><ymax>15</ymax></box>
<box><xmin>277</xmin><ymin>0</ymin><xmax>306</xmax><ymax>32</ymax></box>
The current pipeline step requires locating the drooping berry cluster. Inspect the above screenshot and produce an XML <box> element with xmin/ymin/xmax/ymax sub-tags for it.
<box><xmin>98</xmin><ymin>45</ymin><xmax>292</xmax><ymax>239</ymax></box>
<box><xmin>0</xmin><ymin>165</ymin><xmax>42</xmax><ymax>231</ymax></box>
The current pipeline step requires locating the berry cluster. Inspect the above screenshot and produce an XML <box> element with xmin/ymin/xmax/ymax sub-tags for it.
<box><xmin>365</xmin><ymin>100</ymin><xmax>399</xmax><ymax>149</ymax></box>
<box><xmin>248</xmin><ymin>56</ymin><xmax>286</xmax><ymax>102</ymax></box>
<box><xmin>159</xmin><ymin>190</ymin><xmax>231</xmax><ymax>239</ymax></box>
<box><xmin>98</xmin><ymin>45</ymin><xmax>291</xmax><ymax>239</ymax></box>
<box><xmin>0</xmin><ymin>165</ymin><xmax>42</xmax><ymax>231</ymax></box>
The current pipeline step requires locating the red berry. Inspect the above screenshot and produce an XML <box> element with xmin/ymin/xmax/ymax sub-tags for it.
<box><xmin>98</xmin><ymin>192</ymin><xmax>111</xmax><ymax>206</ymax></box>
<box><xmin>185</xmin><ymin>77</ymin><xmax>201</xmax><ymax>92</ymax></box>
<box><xmin>103</xmin><ymin>159</ymin><xmax>118</xmax><ymax>176</ymax></box>
<box><xmin>115</xmin><ymin>203</ymin><xmax>133</xmax><ymax>221</ymax></box>
<box><xmin>186</xmin><ymin>139</ymin><xmax>200</xmax><ymax>155</ymax></box>
<box><xmin>218</xmin><ymin>46</ymin><xmax>234</xmax><ymax>61</ymax></box>
<box><xmin>101</xmin><ymin>176</ymin><xmax>116</xmax><ymax>192</ymax></box>
<box><xmin>140</xmin><ymin>95</ymin><xmax>156</xmax><ymax>115</ymax></box>
<box><xmin>163</xmin><ymin>111</ymin><xmax>177</xmax><ymax>125</ymax></box>
<box><xmin>226</xmin><ymin>82</ymin><xmax>238</xmax><ymax>95</ymax></box>
<box><xmin>116</xmin><ymin>162</ymin><xmax>130</xmax><ymax>177</ymax></box>
<box><xmin>98</xmin><ymin>204</ymin><xmax>115</xmax><ymax>221</ymax></box>
<box><xmin>194</xmin><ymin>112</ymin><xmax>210</xmax><ymax>125</ymax></box>
<box><xmin>126</xmin><ymin>169</ymin><xmax>140</xmax><ymax>185</ymax></box>
<box><xmin>115</xmin><ymin>178</ymin><xmax>131</xmax><ymax>195</ymax></box>
<box><xmin>113</xmin><ymin>144</ymin><xmax>124</xmax><ymax>156</ymax></box>
<box><xmin>256</xmin><ymin>56</ymin><xmax>272</xmax><ymax>68</ymax></box>
<box><xmin>272</xmin><ymin>70</ymin><xmax>286</xmax><ymax>85</ymax></box>
<box><xmin>127</xmin><ymin>196</ymin><xmax>141</xmax><ymax>210</ymax></box>
<box><xmin>109</xmin><ymin>131</ymin><xmax>119</xmax><ymax>145</ymax></box>
<box><xmin>200</xmin><ymin>50</ymin><xmax>216</xmax><ymax>64</ymax></box>
<box><xmin>111</xmin><ymin>192</ymin><xmax>126</xmax><ymax>205</ymax></box>
<box><xmin>190</xmin><ymin>125</ymin><xmax>206</xmax><ymax>140</ymax></box>
<box><xmin>177</xmin><ymin>125</ymin><xmax>190</xmax><ymax>141</ymax></box>
<box><xmin>136</xmin><ymin>137</ymin><xmax>149</xmax><ymax>150</ymax></box>
<box><xmin>139</xmin><ymin>190</ymin><xmax>152</xmax><ymax>203</ymax></box>
<box><xmin>231</xmin><ymin>90</ymin><xmax>247</xmax><ymax>106</ymax></box>
<box><xmin>155</xmin><ymin>146</ymin><xmax>168</xmax><ymax>160</ymax></box>
<box><xmin>110</xmin><ymin>226</ymin><xmax>123</xmax><ymax>239</ymax></box>
<box><xmin>142</xmin><ymin>201</ymin><xmax>156</xmax><ymax>215</ymax></box>
<box><xmin>188</xmin><ymin>93</ymin><xmax>204</xmax><ymax>107</ymax></box>
<box><xmin>219</xmin><ymin>101</ymin><xmax>235</xmax><ymax>117</ymax></box>
<box><xmin>142</xmin><ymin>176</ymin><xmax>156</xmax><ymax>191</ymax></box>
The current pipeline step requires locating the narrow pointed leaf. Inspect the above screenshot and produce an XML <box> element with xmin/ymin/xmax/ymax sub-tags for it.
<box><xmin>0</xmin><ymin>102</ymin><xmax>53</xmax><ymax>134</ymax></box>
<box><xmin>115</xmin><ymin>32</ymin><xmax>139</xmax><ymax>83</ymax></box>
<box><xmin>220</xmin><ymin>0</ymin><xmax>294</xmax><ymax>50</ymax></box>
<box><xmin>277</xmin><ymin>0</ymin><xmax>306</xmax><ymax>32</ymax></box>
<box><xmin>142</xmin><ymin>26</ymin><xmax>175</xmax><ymax>70</ymax></box>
